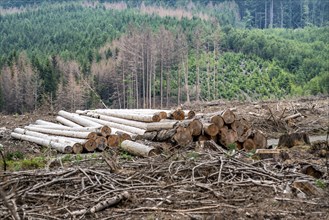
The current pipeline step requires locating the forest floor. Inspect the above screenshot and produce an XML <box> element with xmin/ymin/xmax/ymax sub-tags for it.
<box><xmin>0</xmin><ymin>96</ymin><xmax>328</xmax><ymax>219</ymax></box>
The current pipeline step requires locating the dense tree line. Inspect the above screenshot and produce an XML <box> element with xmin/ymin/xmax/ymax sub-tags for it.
<box><xmin>0</xmin><ymin>1</ymin><xmax>328</xmax><ymax>113</ymax></box>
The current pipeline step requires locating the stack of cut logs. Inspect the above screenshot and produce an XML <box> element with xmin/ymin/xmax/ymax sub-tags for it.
<box><xmin>11</xmin><ymin>108</ymin><xmax>267</xmax><ymax>154</ymax></box>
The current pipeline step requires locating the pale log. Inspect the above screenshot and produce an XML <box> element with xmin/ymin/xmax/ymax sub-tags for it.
<box><xmin>79</xmin><ymin>115</ymin><xmax>146</xmax><ymax>135</ymax></box>
<box><xmin>284</xmin><ymin>113</ymin><xmax>302</xmax><ymax>121</ymax></box>
<box><xmin>11</xmin><ymin>132</ymin><xmax>72</xmax><ymax>153</ymax></box>
<box><xmin>35</xmin><ymin>120</ymin><xmax>66</xmax><ymax>127</ymax></box>
<box><xmin>255</xmin><ymin>149</ymin><xmax>280</xmax><ymax>159</ymax></box>
<box><xmin>27</xmin><ymin>125</ymin><xmax>102</xmax><ymax>133</ymax></box>
<box><xmin>58</xmin><ymin>110</ymin><xmax>102</xmax><ymax>127</ymax></box>
<box><xmin>14</xmin><ymin>128</ymin><xmax>86</xmax><ymax>145</ymax></box>
<box><xmin>56</xmin><ymin>116</ymin><xmax>83</xmax><ymax>127</ymax></box>
<box><xmin>87</xmin><ymin>110</ymin><xmax>160</xmax><ymax>122</ymax></box>
<box><xmin>24</xmin><ymin>126</ymin><xmax>92</xmax><ymax>139</ymax></box>
<box><xmin>121</xmin><ymin>140</ymin><xmax>156</xmax><ymax>157</ymax></box>
<box><xmin>78</xmin><ymin>116</ymin><xmax>135</xmax><ymax>135</ymax></box>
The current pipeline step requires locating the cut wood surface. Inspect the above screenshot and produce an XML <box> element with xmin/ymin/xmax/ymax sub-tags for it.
<box><xmin>188</xmin><ymin>119</ymin><xmax>203</xmax><ymax>136</ymax></box>
<box><xmin>120</xmin><ymin>140</ymin><xmax>156</xmax><ymax>157</ymax></box>
<box><xmin>173</xmin><ymin>126</ymin><xmax>193</xmax><ymax>146</ymax></box>
<box><xmin>84</xmin><ymin>139</ymin><xmax>97</xmax><ymax>152</ymax></box>
<box><xmin>202</xmin><ymin>123</ymin><xmax>219</xmax><ymax>136</ymax></box>
<box><xmin>56</xmin><ymin>116</ymin><xmax>83</xmax><ymax>127</ymax></box>
<box><xmin>11</xmin><ymin>132</ymin><xmax>72</xmax><ymax>153</ymax></box>
<box><xmin>278</xmin><ymin>132</ymin><xmax>310</xmax><ymax>148</ymax></box>
<box><xmin>58</xmin><ymin>110</ymin><xmax>102</xmax><ymax>127</ymax></box>
<box><xmin>210</xmin><ymin>115</ymin><xmax>224</xmax><ymax>129</ymax></box>
<box><xmin>243</xmin><ymin>139</ymin><xmax>256</xmax><ymax>151</ymax></box>
<box><xmin>252</xmin><ymin>130</ymin><xmax>267</xmax><ymax>149</ymax></box>
<box><xmin>221</xmin><ymin>109</ymin><xmax>235</xmax><ymax>124</ymax></box>
<box><xmin>108</xmin><ymin>134</ymin><xmax>120</xmax><ymax>147</ymax></box>
<box><xmin>72</xmin><ymin>143</ymin><xmax>84</xmax><ymax>154</ymax></box>
<box><xmin>95</xmin><ymin>136</ymin><xmax>108</xmax><ymax>151</ymax></box>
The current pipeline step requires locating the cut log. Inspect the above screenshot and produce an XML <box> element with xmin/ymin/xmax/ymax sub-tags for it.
<box><xmin>278</xmin><ymin>132</ymin><xmax>310</xmax><ymax>148</ymax></box>
<box><xmin>292</xmin><ymin>180</ymin><xmax>322</xmax><ymax>196</ymax></box>
<box><xmin>77</xmin><ymin>116</ymin><xmax>134</xmax><ymax>135</ymax></box>
<box><xmin>171</xmin><ymin>109</ymin><xmax>185</xmax><ymax>120</ymax></box>
<box><xmin>198</xmin><ymin>135</ymin><xmax>209</xmax><ymax>142</ymax></box>
<box><xmin>87</xmin><ymin>132</ymin><xmax>99</xmax><ymax>140</ymax></box>
<box><xmin>14</xmin><ymin>128</ymin><xmax>86</xmax><ymax>146</ymax></box>
<box><xmin>11</xmin><ymin>132</ymin><xmax>72</xmax><ymax>153</ymax></box>
<box><xmin>284</xmin><ymin>113</ymin><xmax>302</xmax><ymax>121</ymax></box>
<box><xmin>221</xmin><ymin>109</ymin><xmax>235</xmax><ymax>124</ymax></box>
<box><xmin>218</xmin><ymin>127</ymin><xmax>238</xmax><ymax>148</ymax></box>
<box><xmin>56</xmin><ymin>116</ymin><xmax>83</xmax><ymax>127</ymax></box>
<box><xmin>100</xmin><ymin>126</ymin><xmax>112</xmax><ymax>137</ymax></box>
<box><xmin>58</xmin><ymin>110</ymin><xmax>102</xmax><ymax>127</ymax></box>
<box><xmin>141</xmin><ymin>131</ymin><xmax>157</xmax><ymax>141</ymax></box>
<box><xmin>120</xmin><ymin>140</ymin><xmax>156</xmax><ymax>157</ymax></box>
<box><xmin>210</xmin><ymin>115</ymin><xmax>224</xmax><ymax>129</ymax></box>
<box><xmin>79</xmin><ymin>115</ymin><xmax>146</xmax><ymax>135</ymax></box>
<box><xmin>108</xmin><ymin>134</ymin><xmax>120</xmax><ymax>147</ymax></box>
<box><xmin>155</xmin><ymin>129</ymin><xmax>176</xmax><ymax>142</ymax></box>
<box><xmin>188</xmin><ymin>119</ymin><xmax>203</xmax><ymax>136</ymax></box>
<box><xmin>27</xmin><ymin>125</ymin><xmax>102</xmax><ymax>133</ymax></box>
<box><xmin>73</xmin><ymin>143</ymin><xmax>84</xmax><ymax>154</ymax></box>
<box><xmin>116</xmin><ymin>131</ymin><xmax>132</xmax><ymax>142</ymax></box>
<box><xmin>234</xmin><ymin>118</ymin><xmax>252</xmax><ymax>142</ymax></box>
<box><xmin>95</xmin><ymin>136</ymin><xmax>108</xmax><ymax>151</ymax></box>
<box><xmin>243</xmin><ymin>139</ymin><xmax>256</xmax><ymax>151</ymax></box>
<box><xmin>173</xmin><ymin>126</ymin><xmax>193</xmax><ymax>146</ymax></box>
<box><xmin>84</xmin><ymin>139</ymin><xmax>97</xmax><ymax>152</ymax></box>
<box><xmin>185</xmin><ymin>110</ymin><xmax>196</xmax><ymax>119</ymax></box>
<box><xmin>35</xmin><ymin>120</ymin><xmax>66</xmax><ymax>127</ymax></box>
<box><xmin>202</xmin><ymin>123</ymin><xmax>219</xmax><ymax>136</ymax></box>
<box><xmin>255</xmin><ymin>149</ymin><xmax>280</xmax><ymax>159</ymax></box>
<box><xmin>88</xmin><ymin>110</ymin><xmax>161</xmax><ymax>122</ymax></box>
<box><xmin>252</xmin><ymin>130</ymin><xmax>267</xmax><ymax>149</ymax></box>
<box><xmin>24</xmin><ymin>126</ymin><xmax>92</xmax><ymax>139</ymax></box>
<box><xmin>146</xmin><ymin>121</ymin><xmax>178</xmax><ymax>131</ymax></box>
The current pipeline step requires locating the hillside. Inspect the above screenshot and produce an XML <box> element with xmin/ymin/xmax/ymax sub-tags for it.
<box><xmin>0</xmin><ymin>0</ymin><xmax>328</xmax><ymax>114</ymax></box>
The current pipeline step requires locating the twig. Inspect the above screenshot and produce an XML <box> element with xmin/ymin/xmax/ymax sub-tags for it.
<box><xmin>0</xmin><ymin>185</ymin><xmax>20</xmax><ymax>220</ymax></box>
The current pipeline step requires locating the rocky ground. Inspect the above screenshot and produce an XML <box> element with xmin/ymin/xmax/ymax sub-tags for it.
<box><xmin>0</xmin><ymin>96</ymin><xmax>328</xmax><ymax>219</ymax></box>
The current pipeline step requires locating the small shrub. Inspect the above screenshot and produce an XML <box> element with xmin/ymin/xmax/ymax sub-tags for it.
<box><xmin>315</xmin><ymin>179</ymin><xmax>326</xmax><ymax>189</ymax></box>
<box><xmin>120</xmin><ymin>151</ymin><xmax>133</xmax><ymax>160</ymax></box>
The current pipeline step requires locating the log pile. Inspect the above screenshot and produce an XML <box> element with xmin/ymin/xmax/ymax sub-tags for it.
<box><xmin>11</xmin><ymin>108</ymin><xmax>267</xmax><ymax>154</ymax></box>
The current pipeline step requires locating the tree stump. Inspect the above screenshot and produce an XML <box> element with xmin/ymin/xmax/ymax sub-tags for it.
<box><xmin>278</xmin><ymin>133</ymin><xmax>311</xmax><ymax>148</ymax></box>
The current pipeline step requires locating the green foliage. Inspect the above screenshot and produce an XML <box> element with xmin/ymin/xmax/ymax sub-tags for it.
<box><xmin>187</xmin><ymin>151</ymin><xmax>199</xmax><ymax>160</ymax></box>
<box><xmin>120</xmin><ymin>151</ymin><xmax>133</xmax><ymax>160</ymax></box>
<box><xmin>315</xmin><ymin>179</ymin><xmax>327</xmax><ymax>189</ymax></box>
<box><xmin>5</xmin><ymin>151</ymin><xmax>24</xmax><ymax>160</ymax></box>
<box><xmin>3</xmin><ymin>156</ymin><xmax>46</xmax><ymax>171</ymax></box>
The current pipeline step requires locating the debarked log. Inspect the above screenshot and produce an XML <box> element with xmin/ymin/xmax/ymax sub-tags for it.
<box><xmin>11</xmin><ymin>132</ymin><xmax>72</xmax><ymax>153</ymax></box>
<box><xmin>120</xmin><ymin>140</ymin><xmax>156</xmax><ymax>157</ymax></box>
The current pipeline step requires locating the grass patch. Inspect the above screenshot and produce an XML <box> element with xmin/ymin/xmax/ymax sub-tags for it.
<box><xmin>3</xmin><ymin>156</ymin><xmax>46</xmax><ymax>171</ymax></box>
<box><xmin>120</xmin><ymin>151</ymin><xmax>133</xmax><ymax>160</ymax></box>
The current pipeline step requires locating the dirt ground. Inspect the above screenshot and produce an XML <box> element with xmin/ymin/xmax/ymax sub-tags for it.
<box><xmin>0</xmin><ymin>96</ymin><xmax>328</xmax><ymax>219</ymax></box>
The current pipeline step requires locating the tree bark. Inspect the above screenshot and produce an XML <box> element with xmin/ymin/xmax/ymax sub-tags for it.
<box><xmin>58</xmin><ymin>110</ymin><xmax>102</xmax><ymax>127</ymax></box>
<box><xmin>121</xmin><ymin>140</ymin><xmax>155</xmax><ymax>157</ymax></box>
<box><xmin>56</xmin><ymin>116</ymin><xmax>83</xmax><ymax>127</ymax></box>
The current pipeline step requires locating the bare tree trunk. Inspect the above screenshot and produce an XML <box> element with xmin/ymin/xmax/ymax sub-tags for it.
<box><xmin>280</xmin><ymin>0</ymin><xmax>284</xmax><ymax>28</ymax></box>
<box><xmin>269</xmin><ymin>0</ymin><xmax>274</xmax><ymax>28</ymax></box>
<box><xmin>178</xmin><ymin>64</ymin><xmax>181</xmax><ymax>105</ymax></box>
<box><xmin>142</xmin><ymin>43</ymin><xmax>146</xmax><ymax>109</ymax></box>
<box><xmin>160</xmin><ymin>40</ymin><xmax>163</xmax><ymax>109</ymax></box>
<box><xmin>183</xmin><ymin>54</ymin><xmax>190</xmax><ymax>105</ymax></box>
<box><xmin>166</xmin><ymin>68</ymin><xmax>170</xmax><ymax>108</ymax></box>
<box><xmin>265</xmin><ymin>0</ymin><xmax>268</xmax><ymax>28</ymax></box>
<box><xmin>122</xmin><ymin>62</ymin><xmax>126</xmax><ymax>109</ymax></box>
<box><xmin>206</xmin><ymin>60</ymin><xmax>210</xmax><ymax>101</ymax></box>
<box><xmin>196</xmin><ymin>43</ymin><xmax>200</xmax><ymax>102</ymax></box>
